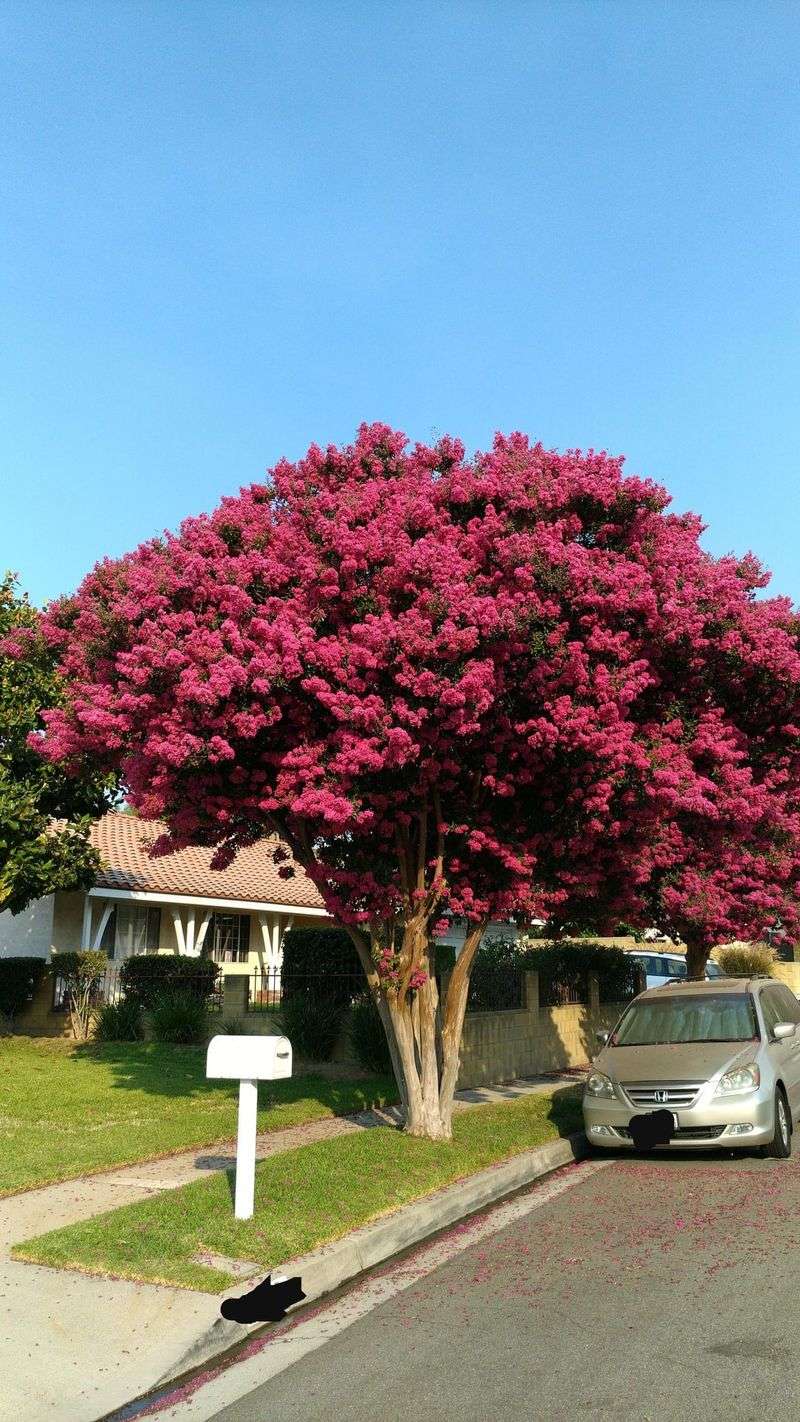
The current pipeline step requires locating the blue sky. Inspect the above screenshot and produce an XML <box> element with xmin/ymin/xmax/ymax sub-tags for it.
<box><xmin>2</xmin><ymin>1</ymin><xmax>799</xmax><ymax>607</ymax></box>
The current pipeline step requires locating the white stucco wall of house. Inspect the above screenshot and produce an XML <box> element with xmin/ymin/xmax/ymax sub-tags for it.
<box><xmin>0</xmin><ymin>894</ymin><xmax>56</xmax><ymax>959</ymax></box>
<box><xmin>52</xmin><ymin>892</ymin><xmax>86</xmax><ymax>954</ymax></box>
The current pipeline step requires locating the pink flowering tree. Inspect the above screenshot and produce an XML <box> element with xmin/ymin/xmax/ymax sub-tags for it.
<box><xmin>36</xmin><ymin>424</ymin><xmax>800</xmax><ymax>1138</ymax></box>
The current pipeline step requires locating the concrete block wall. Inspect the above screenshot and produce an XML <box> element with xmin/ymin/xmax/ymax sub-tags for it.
<box><xmin>456</xmin><ymin>971</ymin><xmax>626</xmax><ymax>1088</ymax></box>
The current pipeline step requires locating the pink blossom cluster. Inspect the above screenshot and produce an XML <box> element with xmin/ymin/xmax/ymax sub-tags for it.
<box><xmin>28</xmin><ymin>422</ymin><xmax>800</xmax><ymax>949</ymax></box>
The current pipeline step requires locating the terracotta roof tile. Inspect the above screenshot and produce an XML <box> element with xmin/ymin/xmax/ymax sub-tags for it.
<box><xmin>89</xmin><ymin>813</ymin><xmax>326</xmax><ymax>911</ymax></box>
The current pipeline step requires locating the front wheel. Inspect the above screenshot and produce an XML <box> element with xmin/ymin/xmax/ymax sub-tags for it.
<box><xmin>763</xmin><ymin>1087</ymin><xmax>792</xmax><ymax>1159</ymax></box>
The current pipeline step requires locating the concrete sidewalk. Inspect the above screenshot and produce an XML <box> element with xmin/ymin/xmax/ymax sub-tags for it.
<box><xmin>0</xmin><ymin>1073</ymin><xmax>581</xmax><ymax>1422</ymax></box>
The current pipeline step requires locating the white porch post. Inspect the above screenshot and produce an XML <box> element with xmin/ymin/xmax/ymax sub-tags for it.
<box><xmin>170</xmin><ymin>907</ymin><xmax>187</xmax><ymax>955</ymax></box>
<box><xmin>257</xmin><ymin>911</ymin><xmax>273</xmax><ymax>972</ymax></box>
<box><xmin>185</xmin><ymin>907</ymin><xmax>197</xmax><ymax>956</ymax></box>
<box><xmin>81</xmin><ymin>896</ymin><xmax>93</xmax><ymax>950</ymax></box>
<box><xmin>195</xmin><ymin>911</ymin><xmax>212</xmax><ymax>955</ymax></box>
<box><xmin>91</xmin><ymin>901</ymin><xmax>114</xmax><ymax>952</ymax></box>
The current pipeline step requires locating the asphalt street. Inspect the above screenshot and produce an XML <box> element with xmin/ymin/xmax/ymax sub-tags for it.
<box><xmin>197</xmin><ymin>1145</ymin><xmax>800</xmax><ymax>1422</ymax></box>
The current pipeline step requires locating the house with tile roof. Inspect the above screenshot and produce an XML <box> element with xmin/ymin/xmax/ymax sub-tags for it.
<box><xmin>0</xmin><ymin>811</ymin><xmax>331</xmax><ymax>975</ymax></box>
<box><xmin>0</xmin><ymin>811</ymin><xmax>527</xmax><ymax>972</ymax></box>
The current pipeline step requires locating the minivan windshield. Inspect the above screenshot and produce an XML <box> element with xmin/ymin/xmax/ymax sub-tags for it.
<box><xmin>611</xmin><ymin>993</ymin><xmax>758</xmax><ymax>1046</ymax></box>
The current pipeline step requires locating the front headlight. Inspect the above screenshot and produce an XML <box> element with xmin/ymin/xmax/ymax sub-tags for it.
<box><xmin>714</xmin><ymin>1062</ymin><xmax>760</xmax><ymax>1096</ymax></box>
<box><xmin>585</xmin><ymin>1071</ymin><xmax>616</xmax><ymax>1100</ymax></box>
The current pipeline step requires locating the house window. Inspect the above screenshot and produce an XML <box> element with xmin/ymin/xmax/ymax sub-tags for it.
<box><xmin>100</xmin><ymin>905</ymin><xmax>161</xmax><ymax>961</ymax></box>
<box><xmin>208</xmin><ymin>913</ymin><xmax>251</xmax><ymax>963</ymax></box>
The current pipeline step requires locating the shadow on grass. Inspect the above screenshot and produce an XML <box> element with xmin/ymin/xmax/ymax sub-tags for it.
<box><xmin>71</xmin><ymin>1040</ymin><xmax>398</xmax><ymax>1117</ymax></box>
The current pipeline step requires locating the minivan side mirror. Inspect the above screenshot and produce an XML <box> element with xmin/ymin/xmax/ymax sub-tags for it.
<box><xmin>595</xmin><ymin>1030</ymin><xmax>609</xmax><ymax>1045</ymax></box>
<box><xmin>773</xmin><ymin>1022</ymin><xmax>796</xmax><ymax>1041</ymax></box>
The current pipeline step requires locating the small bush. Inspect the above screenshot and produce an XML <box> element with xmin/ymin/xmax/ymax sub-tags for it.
<box><xmin>349</xmin><ymin>995</ymin><xmax>393</xmax><ymax>1074</ymax></box>
<box><xmin>94</xmin><ymin>998</ymin><xmax>144</xmax><ymax>1042</ymax></box>
<box><xmin>278</xmin><ymin>994</ymin><xmax>344</xmax><ymax>1061</ymax></box>
<box><xmin>151</xmin><ymin>990</ymin><xmax>208</xmax><ymax>1044</ymax></box>
<box><xmin>53</xmin><ymin>949</ymin><xmax>109</xmax><ymax>1040</ymax></box>
<box><xmin>0</xmin><ymin>957</ymin><xmax>48</xmax><ymax>1020</ymax></box>
<box><xmin>121</xmin><ymin>954</ymin><xmax>219</xmax><ymax>1010</ymax></box>
<box><xmin>712</xmin><ymin>941</ymin><xmax>778</xmax><ymax>978</ymax></box>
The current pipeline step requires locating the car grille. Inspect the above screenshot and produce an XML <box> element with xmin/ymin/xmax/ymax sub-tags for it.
<box><xmin>617</xmin><ymin>1124</ymin><xmax>725</xmax><ymax>1141</ymax></box>
<box><xmin>622</xmin><ymin>1082</ymin><xmax>704</xmax><ymax>1108</ymax></box>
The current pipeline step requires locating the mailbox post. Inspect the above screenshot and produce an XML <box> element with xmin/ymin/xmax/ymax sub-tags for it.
<box><xmin>206</xmin><ymin>1035</ymin><xmax>292</xmax><ymax>1220</ymax></box>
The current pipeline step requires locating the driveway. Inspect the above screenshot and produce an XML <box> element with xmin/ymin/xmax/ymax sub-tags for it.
<box><xmin>144</xmin><ymin>1146</ymin><xmax>800</xmax><ymax>1422</ymax></box>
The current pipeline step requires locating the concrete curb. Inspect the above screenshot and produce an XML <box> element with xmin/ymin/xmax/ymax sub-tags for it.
<box><xmin>158</xmin><ymin>1129</ymin><xmax>589</xmax><ymax>1386</ymax></box>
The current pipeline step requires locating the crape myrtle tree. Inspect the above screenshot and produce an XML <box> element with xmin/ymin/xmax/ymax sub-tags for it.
<box><xmin>33</xmin><ymin>425</ymin><xmax>800</xmax><ymax>1138</ymax></box>
<box><xmin>0</xmin><ymin>573</ymin><xmax>109</xmax><ymax>913</ymax></box>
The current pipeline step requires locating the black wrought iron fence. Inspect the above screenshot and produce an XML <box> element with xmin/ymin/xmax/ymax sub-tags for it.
<box><xmin>466</xmin><ymin>964</ymin><xmax>525</xmax><ymax>1013</ymax></box>
<box><xmin>541</xmin><ymin>976</ymin><xmax>589</xmax><ymax>1007</ymax></box>
<box><xmin>52</xmin><ymin>963</ymin><xmax>222</xmax><ymax>1013</ymax></box>
<box><xmin>248</xmin><ymin>967</ymin><xmax>366</xmax><ymax>1013</ymax></box>
<box><xmin>52</xmin><ymin>966</ymin><xmax>124</xmax><ymax>1012</ymax></box>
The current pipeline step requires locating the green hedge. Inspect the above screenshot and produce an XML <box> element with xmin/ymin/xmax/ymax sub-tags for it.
<box><xmin>0</xmin><ymin>957</ymin><xmax>48</xmax><ymax>1020</ymax></box>
<box><xmin>120</xmin><ymin>954</ymin><xmax>219</xmax><ymax>1010</ymax></box>
<box><xmin>520</xmin><ymin>940</ymin><xmax>642</xmax><ymax>1003</ymax></box>
<box><xmin>349</xmin><ymin>995</ymin><xmax>393</xmax><ymax>1074</ymax></box>
<box><xmin>281</xmin><ymin>928</ymin><xmax>363</xmax><ymax>1006</ymax></box>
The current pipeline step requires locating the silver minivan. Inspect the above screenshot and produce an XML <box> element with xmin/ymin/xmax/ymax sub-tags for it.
<box><xmin>584</xmin><ymin>977</ymin><xmax>800</xmax><ymax>1157</ymax></box>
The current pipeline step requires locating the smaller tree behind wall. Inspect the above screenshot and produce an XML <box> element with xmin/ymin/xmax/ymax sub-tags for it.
<box><xmin>0</xmin><ymin>574</ymin><xmax>111</xmax><ymax>914</ymax></box>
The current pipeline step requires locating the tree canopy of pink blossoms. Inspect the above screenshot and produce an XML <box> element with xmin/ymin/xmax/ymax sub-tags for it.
<box><xmin>36</xmin><ymin>424</ymin><xmax>800</xmax><ymax>1136</ymax></box>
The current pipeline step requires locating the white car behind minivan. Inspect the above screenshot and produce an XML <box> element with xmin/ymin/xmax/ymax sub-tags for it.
<box><xmin>627</xmin><ymin>950</ymin><xmax>725</xmax><ymax>991</ymax></box>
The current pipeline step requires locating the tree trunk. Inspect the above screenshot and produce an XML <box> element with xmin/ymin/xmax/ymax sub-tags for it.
<box><xmin>347</xmin><ymin>919</ymin><xmax>488</xmax><ymax>1141</ymax></box>
<box><xmin>684</xmin><ymin>938</ymin><xmax>709</xmax><ymax>980</ymax></box>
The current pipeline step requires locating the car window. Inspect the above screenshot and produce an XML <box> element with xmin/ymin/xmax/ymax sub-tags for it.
<box><xmin>663</xmin><ymin>958</ymin><xmax>687</xmax><ymax>978</ymax></box>
<box><xmin>612</xmin><ymin>993</ymin><xmax>758</xmax><ymax>1046</ymax></box>
<box><xmin>705</xmin><ymin>961</ymin><xmax>724</xmax><ymax>978</ymax></box>
<box><xmin>775</xmin><ymin>984</ymin><xmax>800</xmax><ymax>1024</ymax></box>
<box><xmin>759</xmin><ymin>988</ymin><xmax>788</xmax><ymax>1036</ymax></box>
<box><xmin>643</xmin><ymin>956</ymin><xmax>669</xmax><ymax>975</ymax></box>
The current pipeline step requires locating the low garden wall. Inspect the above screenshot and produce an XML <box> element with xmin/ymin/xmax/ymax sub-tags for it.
<box><xmin>13</xmin><ymin>961</ymin><xmax>800</xmax><ymax>1093</ymax></box>
<box><xmin>452</xmin><ymin>971</ymin><xmax>626</xmax><ymax>1088</ymax></box>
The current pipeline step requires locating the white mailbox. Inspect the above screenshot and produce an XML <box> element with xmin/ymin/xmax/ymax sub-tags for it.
<box><xmin>206</xmin><ymin>1035</ymin><xmax>292</xmax><ymax>1081</ymax></box>
<box><xmin>206</xmin><ymin>1035</ymin><xmax>293</xmax><ymax>1220</ymax></box>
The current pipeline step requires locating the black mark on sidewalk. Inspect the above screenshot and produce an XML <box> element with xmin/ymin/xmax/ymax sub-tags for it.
<box><xmin>220</xmin><ymin>1274</ymin><xmax>306</xmax><ymax>1325</ymax></box>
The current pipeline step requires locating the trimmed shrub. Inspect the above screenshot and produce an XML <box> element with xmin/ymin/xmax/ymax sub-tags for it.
<box><xmin>0</xmin><ymin>956</ymin><xmax>48</xmax><ymax>1021</ymax></box>
<box><xmin>151</xmin><ymin>990</ymin><xmax>208</xmax><ymax>1044</ymax></box>
<box><xmin>712</xmin><ymin>941</ymin><xmax>778</xmax><ymax>978</ymax></box>
<box><xmin>120</xmin><ymin>954</ymin><xmax>219</xmax><ymax>1010</ymax></box>
<box><xmin>520</xmin><ymin>940</ymin><xmax>642</xmax><ymax>1003</ymax></box>
<box><xmin>278</xmin><ymin>994</ymin><xmax>345</xmax><ymax>1061</ymax></box>
<box><xmin>281</xmin><ymin>928</ymin><xmax>363</xmax><ymax>1007</ymax></box>
<box><xmin>349</xmin><ymin>995</ymin><xmax>392</xmax><ymax>1074</ymax></box>
<box><xmin>94</xmin><ymin>998</ymin><xmax>144</xmax><ymax>1042</ymax></box>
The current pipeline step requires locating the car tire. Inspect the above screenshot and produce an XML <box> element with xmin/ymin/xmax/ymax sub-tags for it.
<box><xmin>762</xmin><ymin>1087</ymin><xmax>792</xmax><ymax>1159</ymax></box>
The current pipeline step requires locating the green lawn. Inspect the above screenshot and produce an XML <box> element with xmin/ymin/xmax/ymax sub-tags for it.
<box><xmin>12</xmin><ymin>1087</ymin><xmax>583</xmax><ymax>1291</ymax></box>
<box><xmin>0</xmin><ymin>1036</ymin><xmax>396</xmax><ymax>1196</ymax></box>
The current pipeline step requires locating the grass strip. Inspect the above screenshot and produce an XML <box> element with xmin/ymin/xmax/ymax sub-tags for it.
<box><xmin>12</xmin><ymin>1086</ymin><xmax>583</xmax><ymax>1291</ymax></box>
<box><xmin>0</xmin><ymin>1036</ymin><xmax>395</xmax><ymax>1195</ymax></box>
